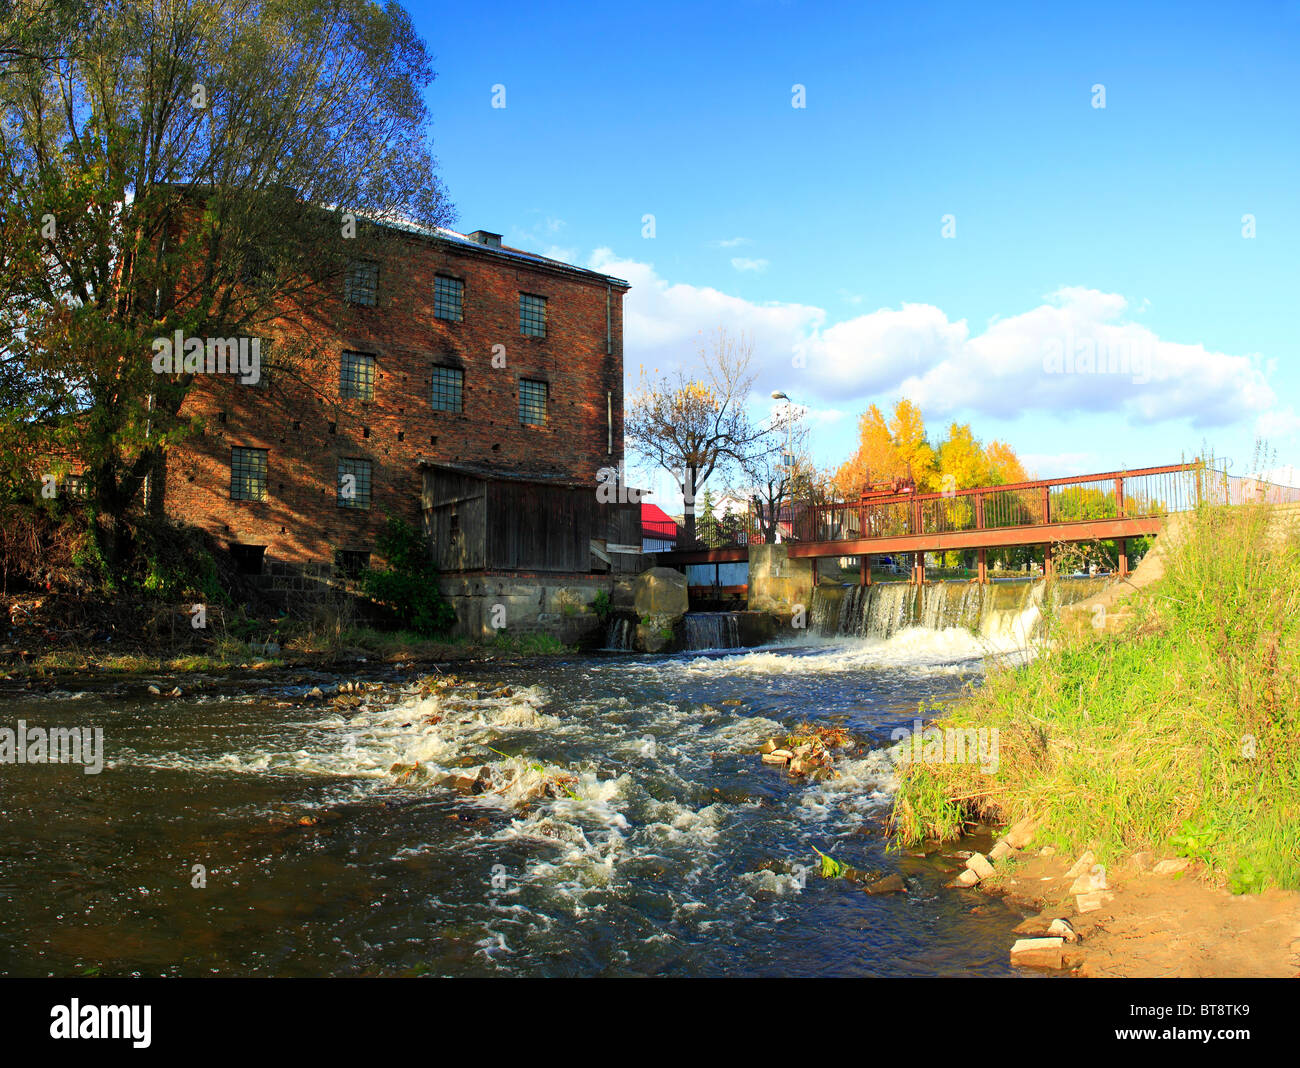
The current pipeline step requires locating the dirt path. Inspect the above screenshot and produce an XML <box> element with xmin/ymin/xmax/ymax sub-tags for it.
<box><xmin>989</xmin><ymin>850</ymin><xmax>1300</xmax><ymax>977</ymax></box>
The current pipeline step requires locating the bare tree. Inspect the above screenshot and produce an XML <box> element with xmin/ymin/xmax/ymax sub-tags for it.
<box><xmin>744</xmin><ymin>417</ymin><xmax>810</xmax><ymax>544</ymax></box>
<box><xmin>626</xmin><ymin>329</ymin><xmax>790</xmax><ymax>546</ymax></box>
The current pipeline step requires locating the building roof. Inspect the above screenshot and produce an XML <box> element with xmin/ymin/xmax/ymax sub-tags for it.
<box><xmin>640</xmin><ymin>502</ymin><xmax>676</xmax><ymax>526</ymax></box>
<box><xmin>417</xmin><ymin>458</ymin><xmax>591</xmax><ymax>490</ymax></box>
<box><xmin>372</xmin><ymin>215</ymin><xmax>631</xmax><ymax>290</ymax></box>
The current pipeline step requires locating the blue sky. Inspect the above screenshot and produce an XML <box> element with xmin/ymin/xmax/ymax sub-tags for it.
<box><xmin>407</xmin><ymin>0</ymin><xmax>1300</xmax><ymax>494</ymax></box>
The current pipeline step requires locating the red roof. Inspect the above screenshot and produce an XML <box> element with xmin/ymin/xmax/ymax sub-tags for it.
<box><xmin>641</xmin><ymin>502</ymin><xmax>675</xmax><ymax>525</ymax></box>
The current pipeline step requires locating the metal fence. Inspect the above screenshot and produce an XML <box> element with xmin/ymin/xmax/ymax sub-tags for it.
<box><xmin>791</xmin><ymin>462</ymin><xmax>1297</xmax><ymax>544</ymax></box>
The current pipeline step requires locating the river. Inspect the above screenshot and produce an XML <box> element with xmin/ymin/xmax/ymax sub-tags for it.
<box><xmin>0</xmin><ymin>595</ymin><xmax>1076</xmax><ymax>977</ymax></box>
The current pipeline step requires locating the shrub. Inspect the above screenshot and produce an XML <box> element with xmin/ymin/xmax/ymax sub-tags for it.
<box><xmin>359</xmin><ymin>516</ymin><xmax>455</xmax><ymax>637</ymax></box>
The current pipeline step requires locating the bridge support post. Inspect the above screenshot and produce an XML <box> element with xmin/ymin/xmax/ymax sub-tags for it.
<box><xmin>1118</xmin><ymin>538</ymin><xmax>1128</xmax><ymax>579</ymax></box>
<box><xmin>977</xmin><ymin>547</ymin><xmax>987</xmax><ymax>585</ymax></box>
<box><xmin>1043</xmin><ymin>543</ymin><xmax>1053</xmax><ymax>581</ymax></box>
<box><xmin>860</xmin><ymin>555</ymin><xmax>871</xmax><ymax>586</ymax></box>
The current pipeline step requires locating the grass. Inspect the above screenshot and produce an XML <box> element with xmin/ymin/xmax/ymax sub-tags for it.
<box><xmin>890</xmin><ymin>498</ymin><xmax>1300</xmax><ymax>892</ymax></box>
<box><xmin>490</xmin><ymin>630</ymin><xmax>570</xmax><ymax>656</ymax></box>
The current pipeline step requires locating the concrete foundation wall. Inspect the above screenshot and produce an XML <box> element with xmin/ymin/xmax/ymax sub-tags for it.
<box><xmin>747</xmin><ymin>544</ymin><xmax>814</xmax><ymax>616</ymax></box>
<box><xmin>438</xmin><ymin>572</ymin><xmax>632</xmax><ymax>644</ymax></box>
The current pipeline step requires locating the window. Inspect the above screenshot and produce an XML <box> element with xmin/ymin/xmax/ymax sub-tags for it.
<box><xmin>339</xmin><ymin>351</ymin><xmax>376</xmax><ymax>400</ymax></box>
<box><xmin>230</xmin><ymin>544</ymin><xmax>266</xmax><ymax>575</ymax></box>
<box><xmin>431</xmin><ymin>365</ymin><xmax>464</xmax><ymax>412</ymax></box>
<box><xmin>434</xmin><ymin>275</ymin><xmax>464</xmax><ymax>322</ymax></box>
<box><xmin>344</xmin><ymin>259</ymin><xmax>378</xmax><ymax>306</ymax></box>
<box><xmin>231</xmin><ymin>447</ymin><xmax>268</xmax><ymax>501</ymax></box>
<box><xmin>519</xmin><ymin>379</ymin><xmax>547</xmax><ymax>425</ymax></box>
<box><xmin>337</xmin><ymin>458</ymin><xmax>372</xmax><ymax>510</ymax></box>
<box><xmin>335</xmin><ymin>549</ymin><xmax>370</xmax><ymax>579</ymax></box>
<box><xmin>519</xmin><ymin>293</ymin><xmax>547</xmax><ymax>337</ymax></box>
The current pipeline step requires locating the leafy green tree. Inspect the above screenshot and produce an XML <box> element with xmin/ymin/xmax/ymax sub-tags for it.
<box><xmin>696</xmin><ymin>488</ymin><xmax>721</xmax><ymax>547</ymax></box>
<box><xmin>0</xmin><ymin>0</ymin><xmax>453</xmax><ymax>564</ymax></box>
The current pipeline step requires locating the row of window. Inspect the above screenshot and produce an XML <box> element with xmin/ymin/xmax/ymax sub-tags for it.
<box><xmin>231</xmin><ymin>448</ymin><xmax>373</xmax><ymax>509</ymax></box>
<box><xmin>337</xmin><ymin>351</ymin><xmax>547</xmax><ymax>424</ymax></box>
<box><xmin>345</xmin><ymin>260</ymin><xmax>549</xmax><ymax>338</ymax></box>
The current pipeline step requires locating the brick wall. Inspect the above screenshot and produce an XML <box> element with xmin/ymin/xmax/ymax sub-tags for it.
<box><xmin>161</xmin><ymin>229</ymin><xmax>629</xmax><ymax>570</ymax></box>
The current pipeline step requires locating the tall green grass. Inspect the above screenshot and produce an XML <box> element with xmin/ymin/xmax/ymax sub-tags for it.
<box><xmin>890</xmin><ymin>499</ymin><xmax>1300</xmax><ymax>891</ymax></box>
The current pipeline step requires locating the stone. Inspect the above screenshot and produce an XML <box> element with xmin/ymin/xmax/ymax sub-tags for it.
<box><xmin>147</xmin><ymin>685</ymin><xmax>161</xmax><ymax>695</ymax></box>
<box><xmin>305</xmin><ymin>686</ymin><xmax>324</xmax><ymax>700</ymax></box>
<box><xmin>770</xmin><ymin>749</ymin><xmax>794</xmax><ymax>760</ymax></box>
<box><xmin>632</xmin><ymin>567</ymin><xmax>688</xmax><ymax>619</ymax></box>
<box><xmin>861</xmin><ymin>872</ymin><xmax>907</xmax><ymax>895</ymax></box>
<box><xmin>989</xmin><ymin>839</ymin><xmax>1013</xmax><ymax>861</ymax></box>
<box><xmin>952</xmin><ymin>869</ymin><xmax>980</xmax><ymax>887</ymax></box>
<box><xmin>634</xmin><ymin>622</ymin><xmax>674</xmax><ymax>654</ymax></box>
<box><xmin>1075</xmin><ymin>891</ymin><xmax>1114</xmax><ymax>913</ymax></box>
<box><xmin>1153</xmin><ymin>858</ymin><xmax>1190</xmax><ymax>875</ymax></box>
<box><xmin>1129</xmin><ymin>851</ymin><xmax>1156</xmax><ymax>871</ymax></box>
<box><xmin>1010</xmin><ymin>937</ymin><xmax>1065</xmax><ymax>969</ymax></box>
<box><xmin>1048</xmin><ymin>917</ymin><xmax>1078</xmax><ymax>943</ymax></box>
<box><xmin>1064</xmin><ymin>851</ymin><xmax>1096</xmax><ymax>880</ymax></box>
<box><xmin>1038</xmin><ymin>845</ymin><xmax>1056</xmax><ymax>857</ymax></box>
<box><xmin>450</xmin><ymin>766</ymin><xmax>491</xmax><ymax>795</ymax></box>
<box><xmin>1012</xmin><ymin>915</ymin><xmax>1056</xmax><ymax>937</ymax></box>
<box><xmin>759</xmin><ymin>739</ymin><xmax>778</xmax><ymax>755</ymax></box>
<box><xmin>965</xmin><ymin>853</ymin><xmax>996</xmax><ymax>880</ymax></box>
<box><xmin>167</xmin><ymin>686</ymin><xmax>182</xmax><ymax>697</ymax></box>
<box><xmin>761</xmin><ymin>752</ymin><xmax>789</xmax><ymax>766</ymax></box>
<box><xmin>1004</xmin><ymin>815</ymin><xmax>1043</xmax><ymax>850</ymax></box>
<box><xmin>789</xmin><ymin>757</ymin><xmax>812</xmax><ymax>775</ymax></box>
<box><xmin>1068</xmin><ymin>866</ymin><xmax>1107</xmax><ymax>895</ymax></box>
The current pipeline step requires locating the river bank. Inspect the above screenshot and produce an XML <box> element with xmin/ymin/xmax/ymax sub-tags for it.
<box><xmin>0</xmin><ymin>590</ymin><xmax>572</xmax><ymax>684</ymax></box>
<box><xmin>972</xmin><ymin>845</ymin><xmax>1300</xmax><ymax>977</ymax></box>
<box><xmin>893</xmin><ymin>500</ymin><xmax>1300</xmax><ymax>977</ymax></box>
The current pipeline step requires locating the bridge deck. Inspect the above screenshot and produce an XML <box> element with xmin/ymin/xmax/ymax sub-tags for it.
<box><xmin>655</xmin><ymin>463</ymin><xmax>1298</xmax><ymax>571</ymax></box>
<box><xmin>785</xmin><ymin>515</ymin><xmax>1163</xmax><ymax>559</ymax></box>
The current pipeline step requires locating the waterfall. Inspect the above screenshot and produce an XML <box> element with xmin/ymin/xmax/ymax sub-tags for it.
<box><xmin>603</xmin><ymin>616</ymin><xmax>634</xmax><ymax>651</ymax></box>
<box><xmin>808</xmin><ymin>577</ymin><xmax>1113</xmax><ymax>644</ymax></box>
<box><xmin>683</xmin><ymin>612</ymin><xmax>741</xmax><ymax>650</ymax></box>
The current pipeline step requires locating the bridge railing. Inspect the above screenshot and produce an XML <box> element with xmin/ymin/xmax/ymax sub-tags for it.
<box><xmin>792</xmin><ymin>462</ymin><xmax>1243</xmax><ymax>543</ymax></box>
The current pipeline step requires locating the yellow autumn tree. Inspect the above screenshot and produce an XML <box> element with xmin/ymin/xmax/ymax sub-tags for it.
<box><xmin>985</xmin><ymin>439</ymin><xmax>1031</xmax><ymax>485</ymax></box>
<box><xmin>888</xmin><ymin>400</ymin><xmax>939</xmax><ymax>492</ymax></box>
<box><xmin>834</xmin><ymin>404</ymin><xmax>904</xmax><ymax>496</ymax></box>
<box><xmin>835</xmin><ymin>401</ymin><xmax>1032</xmax><ymax>507</ymax></box>
<box><xmin>935</xmin><ymin>422</ymin><xmax>991</xmax><ymax>491</ymax></box>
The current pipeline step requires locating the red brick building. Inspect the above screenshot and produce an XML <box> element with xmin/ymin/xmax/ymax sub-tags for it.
<box><xmin>159</xmin><ymin>225</ymin><xmax>631</xmax><ymax>580</ymax></box>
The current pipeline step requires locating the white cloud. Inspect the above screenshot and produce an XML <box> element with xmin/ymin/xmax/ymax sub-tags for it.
<box><xmin>711</xmin><ymin>237</ymin><xmax>750</xmax><ymax>248</ymax></box>
<box><xmin>588</xmin><ymin>248</ymin><xmax>822</xmax><ymax>376</ymax></box>
<box><xmin>730</xmin><ymin>257</ymin><xmax>769</xmax><ymax>273</ymax></box>
<box><xmin>1256</xmin><ymin>406</ymin><xmax>1300</xmax><ymax>442</ymax></box>
<box><xmin>1251</xmin><ymin>464</ymin><xmax>1300</xmax><ymax>488</ymax></box>
<box><xmin>587</xmin><ymin>252</ymin><xmax>1278</xmax><ymax>433</ymax></box>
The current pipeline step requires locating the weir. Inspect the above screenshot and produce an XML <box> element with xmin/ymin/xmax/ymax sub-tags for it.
<box><xmin>809</xmin><ymin>577</ymin><xmax>1111</xmax><ymax>644</ymax></box>
<box><xmin>683</xmin><ymin>612</ymin><xmax>741</xmax><ymax>650</ymax></box>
